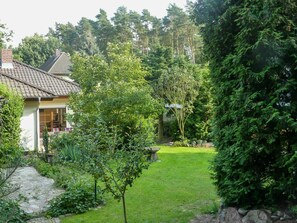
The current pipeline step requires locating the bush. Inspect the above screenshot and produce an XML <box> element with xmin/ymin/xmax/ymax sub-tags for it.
<box><xmin>173</xmin><ymin>138</ymin><xmax>190</xmax><ymax>147</ymax></box>
<box><xmin>0</xmin><ymin>84</ymin><xmax>23</xmax><ymax>148</ymax></box>
<box><xmin>31</xmin><ymin>157</ymin><xmax>104</xmax><ymax>217</ymax></box>
<box><xmin>0</xmin><ymin>199</ymin><xmax>28</xmax><ymax>222</ymax></box>
<box><xmin>50</xmin><ymin>132</ymin><xmax>77</xmax><ymax>151</ymax></box>
<box><xmin>47</xmin><ymin>179</ymin><xmax>103</xmax><ymax>217</ymax></box>
<box><xmin>32</xmin><ymin>158</ymin><xmax>81</xmax><ymax>189</ymax></box>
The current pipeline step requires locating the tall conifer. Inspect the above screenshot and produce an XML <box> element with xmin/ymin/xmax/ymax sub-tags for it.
<box><xmin>193</xmin><ymin>0</ymin><xmax>297</xmax><ymax>206</ymax></box>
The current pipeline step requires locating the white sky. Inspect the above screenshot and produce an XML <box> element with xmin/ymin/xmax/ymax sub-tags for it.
<box><xmin>0</xmin><ymin>0</ymin><xmax>188</xmax><ymax>47</ymax></box>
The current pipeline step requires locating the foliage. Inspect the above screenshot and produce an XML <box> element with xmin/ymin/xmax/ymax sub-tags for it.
<box><xmin>31</xmin><ymin>156</ymin><xmax>80</xmax><ymax>189</ymax></box>
<box><xmin>57</xmin><ymin>143</ymin><xmax>83</xmax><ymax>163</ymax></box>
<box><xmin>185</xmin><ymin>64</ymin><xmax>213</xmax><ymax>141</ymax></box>
<box><xmin>0</xmin><ymin>23</ymin><xmax>13</xmax><ymax>48</ymax></box>
<box><xmin>173</xmin><ymin>138</ymin><xmax>190</xmax><ymax>147</ymax></box>
<box><xmin>0</xmin><ymin>199</ymin><xmax>28</xmax><ymax>223</ymax></box>
<box><xmin>69</xmin><ymin>42</ymin><xmax>160</xmax><ymax>136</ymax></box>
<box><xmin>289</xmin><ymin>205</ymin><xmax>297</xmax><ymax>216</ymax></box>
<box><xmin>48</xmin><ymin>179</ymin><xmax>103</xmax><ymax>217</ymax></box>
<box><xmin>50</xmin><ymin>132</ymin><xmax>76</xmax><ymax>151</ymax></box>
<box><xmin>193</xmin><ymin>0</ymin><xmax>297</xmax><ymax>207</ymax></box>
<box><xmin>31</xmin><ymin>157</ymin><xmax>104</xmax><ymax>217</ymax></box>
<box><xmin>0</xmin><ymin>84</ymin><xmax>24</xmax><ymax>149</ymax></box>
<box><xmin>61</xmin><ymin>146</ymin><xmax>218</xmax><ymax>223</ymax></box>
<box><xmin>42</xmin><ymin>127</ymin><xmax>49</xmax><ymax>154</ymax></box>
<box><xmin>13</xmin><ymin>34</ymin><xmax>60</xmax><ymax>67</ymax></box>
<box><xmin>157</xmin><ymin>59</ymin><xmax>199</xmax><ymax>139</ymax></box>
<box><xmin>75</xmin><ymin>121</ymin><xmax>151</xmax><ymax>223</ymax></box>
<box><xmin>142</xmin><ymin>45</ymin><xmax>173</xmax><ymax>142</ymax></box>
<box><xmin>47</xmin><ymin>4</ymin><xmax>203</xmax><ymax>62</ymax></box>
<box><xmin>0</xmin><ymin>166</ymin><xmax>20</xmax><ymax>200</ymax></box>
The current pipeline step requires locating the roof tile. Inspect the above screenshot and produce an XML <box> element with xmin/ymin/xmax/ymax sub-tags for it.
<box><xmin>0</xmin><ymin>60</ymin><xmax>80</xmax><ymax>99</ymax></box>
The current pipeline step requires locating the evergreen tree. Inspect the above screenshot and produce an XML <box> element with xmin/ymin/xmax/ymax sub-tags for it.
<box><xmin>193</xmin><ymin>0</ymin><xmax>297</xmax><ymax>207</ymax></box>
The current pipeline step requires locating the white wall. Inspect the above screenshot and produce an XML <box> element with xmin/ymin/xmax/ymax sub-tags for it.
<box><xmin>20</xmin><ymin>101</ymin><xmax>38</xmax><ymax>150</ymax></box>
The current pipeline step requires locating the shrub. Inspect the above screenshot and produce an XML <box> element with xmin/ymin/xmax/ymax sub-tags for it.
<box><xmin>0</xmin><ymin>84</ymin><xmax>24</xmax><ymax>168</ymax></box>
<box><xmin>31</xmin><ymin>158</ymin><xmax>81</xmax><ymax>189</ymax></box>
<box><xmin>173</xmin><ymin>138</ymin><xmax>190</xmax><ymax>147</ymax></box>
<box><xmin>50</xmin><ymin>132</ymin><xmax>77</xmax><ymax>151</ymax></box>
<box><xmin>47</xmin><ymin>179</ymin><xmax>103</xmax><ymax>217</ymax></box>
<box><xmin>0</xmin><ymin>199</ymin><xmax>28</xmax><ymax>222</ymax></box>
<box><xmin>0</xmin><ymin>84</ymin><xmax>23</xmax><ymax>148</ymax></box>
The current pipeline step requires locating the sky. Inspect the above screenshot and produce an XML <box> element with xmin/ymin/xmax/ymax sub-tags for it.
<box><xmin>0</xmin><ymin>0</ymin><xmax>188</xmax><ymax>47</ymax></box>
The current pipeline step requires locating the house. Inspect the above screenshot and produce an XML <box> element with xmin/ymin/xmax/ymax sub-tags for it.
<box><xmin>40</xmin><ymin>49</ymin><xmax>72</xmax><ymax>81</ymax></box>
<box><xmin>0</xmin><ymin>49</ymin><xmax>80</xmax><ymax>150</ymax></box>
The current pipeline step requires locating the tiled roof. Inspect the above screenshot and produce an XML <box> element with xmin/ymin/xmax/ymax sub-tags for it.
<box><xmin>40</xmin><ymin>52</ymin><xmax>71</xmax><ymax>75</ymax></box>
<box><xmin>0</xmin><ymin>72</ymin><xmax>55</xmax><ymax>98</ymax></box>
<box><xmin>0</xmin><ymin>60</ymin><xmax>80</xmax><ymax>99</ymax></box>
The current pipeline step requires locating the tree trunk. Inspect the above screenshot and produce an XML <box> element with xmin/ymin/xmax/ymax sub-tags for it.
<box><xmin>158</xmin><ymin>114</ymin><xmax>164</xmax><ymax>143</ymax></box>
<box><xmin>122</xmin><ymin>194</ymin><xmax>128</xmax><ymax>223</ymax></box>
<box><xmin>94</xmin><ymin>177</ymin><xmax>97</xmax><ymax>204</ymax></box>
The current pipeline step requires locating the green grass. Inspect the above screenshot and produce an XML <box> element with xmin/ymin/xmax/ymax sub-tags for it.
<box><xmin>61</xmin><ymin>146</ymin><xmax>218</xmax><ymax>223</ymax></box>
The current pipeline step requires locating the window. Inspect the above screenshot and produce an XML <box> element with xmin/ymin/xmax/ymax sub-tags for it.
<box><xmin>39</xmin><ymin>108</ymin><xmax>66</xmax><ymax>134</ymax></box>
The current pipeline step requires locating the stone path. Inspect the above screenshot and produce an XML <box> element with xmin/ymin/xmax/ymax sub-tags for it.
<box><xmin>7</xmin><ymin>166</ymin><xmax>64</xmax><ymax>222</ymax></box>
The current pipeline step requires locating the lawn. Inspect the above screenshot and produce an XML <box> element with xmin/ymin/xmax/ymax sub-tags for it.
<box><xmin>61</xmin><ymin>146</ymin><xmax>218</xmax><ymax>223</ymax></box>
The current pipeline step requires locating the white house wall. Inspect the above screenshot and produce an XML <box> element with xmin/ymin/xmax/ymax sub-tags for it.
<box><xmin>20</xmin><ymin>101</ymin><xmax>38</xmax><ymax>150</ymax></box>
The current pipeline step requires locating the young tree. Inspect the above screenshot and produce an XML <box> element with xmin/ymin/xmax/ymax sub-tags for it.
<box><xmin>193</xmin><ymin>0</ymin><xmax>297</xmax><ymax>207</ymax></box>
<box><xmin>157</xmin><ymin>60</ymin><xmax>199</xmax><ymax>139</ymax></box>
<box><xmin>78</xmin><ymin>124</ymin><xmax>150</xmax><ymax>223</ymax></box>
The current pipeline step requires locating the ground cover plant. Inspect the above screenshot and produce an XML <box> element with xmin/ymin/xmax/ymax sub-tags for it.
<box><xmin>61</xmin><ymin>146</ymin><xmax>218</xmax><ymax>223</ymax></box>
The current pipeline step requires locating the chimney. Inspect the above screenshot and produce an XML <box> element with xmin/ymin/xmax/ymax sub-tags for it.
<box><xmin>1</xmin><ymin>49</ymin><xmax>13</xmax><ymax>69</ymax></box>
<box><xmin>55</xmin><ymin>49</ymin><xmax>61</xmax><ymax>57</ymax></box>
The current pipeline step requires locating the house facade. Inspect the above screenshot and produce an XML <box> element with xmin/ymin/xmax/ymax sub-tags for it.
<box><xmin>0</xmin><ymin>49</ymin><xmax>80</xmax><ymax>150</ymax></box>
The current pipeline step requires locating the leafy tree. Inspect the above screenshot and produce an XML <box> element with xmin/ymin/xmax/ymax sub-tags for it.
<box><xmin>193</xmin><ymin>0</ymin><xmax>297</xmax><ymax>207</ymax></box>
<box><xmin>50</xmin><ymin>22</ymin><xmax>80</xmax><ymax>55</ymax></box>
<box><xmin>69</xmin><ymin>42</ymin><xmax>160</xmax><ymax>136</ymax></box>
<box><xmin>0</xmin><ymin>23</ymin><xmax>13</xmax><ymax>49</ymax></box>
<box><xmin>13</xmin><ymin>34</ymin><xmax>60</xmax><ymax>67</ymax></box>
<box><xmin>157</xmin><ymin>60</ymin><xmax>199</xmax><ymax>139</ymax></box>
